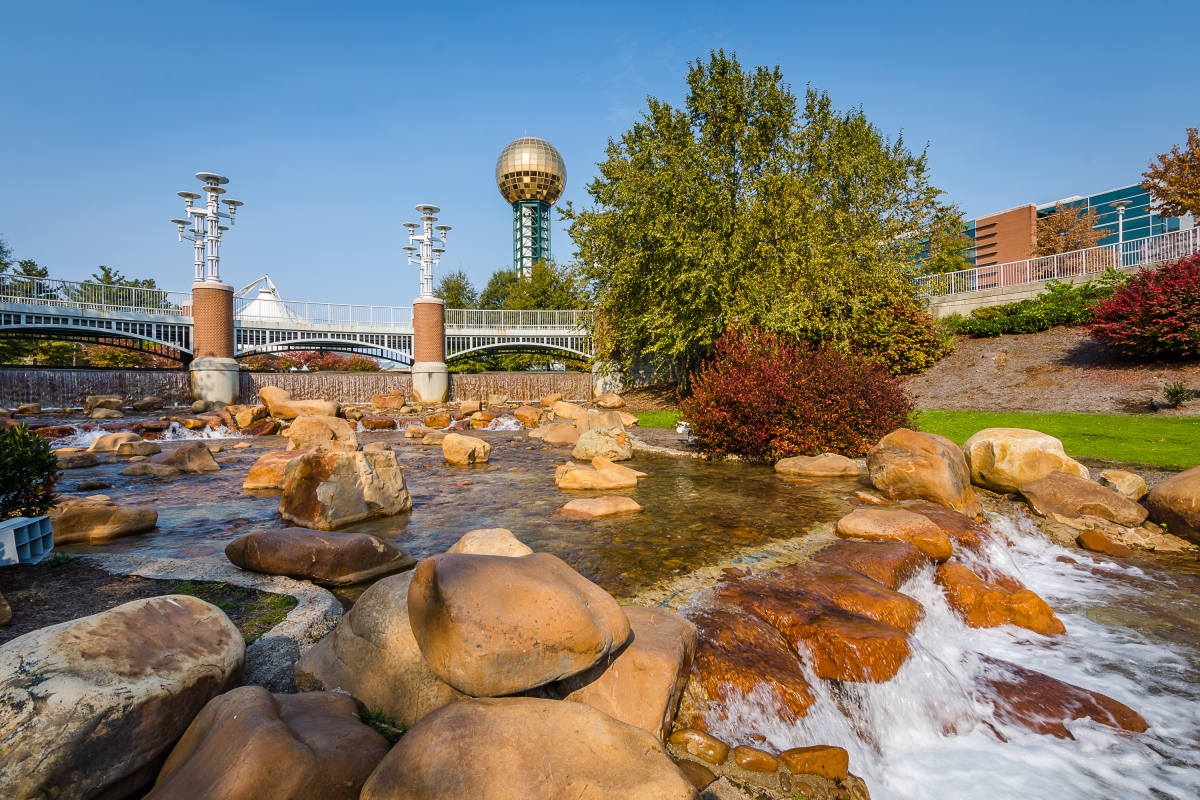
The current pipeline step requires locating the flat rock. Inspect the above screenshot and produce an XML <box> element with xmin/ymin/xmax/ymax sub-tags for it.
<box><xmin>359</xmin><ymin>697</ymin><xmax>698</xmax><ymax>800</ymax></box>
<box><xmin>445</xmin><ymin>528</ymin><xmax>533</xmax><ymax>557</ymax></box>
<box><xmin>242</xmin><ymin>418</ymin><xmax>281</xmax><ymax>437</ymax></box>
<box><xmin>0</xmin><ymin>595</ymin><xmax>244</xmax><ymax>800</ymax></box>
<box><xmin>90</xmin><ymin>408</ymin><xmax>125</xmax><ymax>419</ymax></box>
<box><xmin>286</xmin><ymin>415</ymin><xmax>359</xmax><ymax>453</ymax></box>
<box><xmin>57</xmin><ymin>451</ymin><xmax>100</xmax><ymax>469</ymax></box>
<box><xmin>813</xmin><ymin>540</ymin><xmax>927</xmax><ymax>590</ymax></box>
<box><xmin>552</xmin><ymin>400</ymin><xmax>588</xmax><ymax>421</ymax></box>
<box><xmin>541</xmin><ymin>423</ymin><xmax>580</xmax><ymax>446</ymax></box>
<box><xmin>407</xmin><ymin>552</ymin><xmax>631</xmax><ymax>696</ymax></box>
<box><xmin>145</xmin><ymin>687</ymin><xmax>389</xmax><ymax>800</ymax></box>
<box><xmin>360</xmin><ymin>416</ymin><xmax>397</xmax><ymax>430</ymax></box>
<box><xmin>279</xmin><ymin>450</ymin><xmax>412</xmax><ymax>530</ymax></box>
<box><xmin>1019</xmin><ymin>470</ymin><xmax>1148</xmax><ymax>527</ymax></box>
<box><xmin>778</xmin><ymin>746</ymin><xmax>849</xmax><ymax>780</ymax></box>
<box><xmin>867</xmin><ymin>428</ymin><xmax>983</xmax><ymax>517</ymax></box>
<box><xmin>87</xmin><ymin>431</ymin><xmax>142</xmax><ymax>453</ymax></box>
<box><xmin>556</xmin><ymin>606</ymin><xmax>698</xmax><ymax>741</ymax></box>
<box><xmin>294</xmin><ymin>571</ymin><xmax>466</xmax><ymax>727</ymax></box>
<box><xmin>556</xmin><ymin>464</ymin><xmax>639</xmax><ymax>490</ymax></box>
<box><xmin>575</xmin><ymin>409</ymin><xmax>628</xmax><ymax>434</ymax></box>
<box><xmin>594</xmin><ymin>392</ymin><xmax>626</xmax><ymax>408</ymax></box>
<box><xmin>121</xmin><ymin>462</ymin><xmax>181</xmax><ymax>478</ymax></box>
<box><xmin>116</xmin><ymin>440</ymin><xmax>162</xmax><ymax>457</ymax></box>
<box><xmin>1099</xmin><ymin>469</ymin><xmax>1148</xmax><ymax>501</ymax></box>
<box><xmin>573</xmin><ymin>426</ymin><xmax>633</xmax><ymax>461</ymax></box>
<box><xmin>49</xmin><ymin>495</ymin><xmax>158</xmax><ymax>544</ymax></box>
<box><xmin>835</xmin><ymin>507</ymin><xmax>953</xmax><ymax>562</ymax></box>
<box><xmin>225</xmin><ymin>529</ymin><xmax>415</xmax><ymax>586</ymax></box>
<box><xmin>1146</xmin><ymin>464</ymin><xmax>1200</xmax><ymax>545</ymax></box>
<box><xmin>459</xmin><ymin>399</ymin><xmax>481</xmax><ymax>414</ymax></box>
<box><xmin>259</xmin><ymin>386</ymin><xmax>339</xmax><ymax>420</ymax></box>
<box><xmin>442</xmin><ymin>433</ymin><xmax>491</xmax><ymax>465</ymax></box>
<box><xmin>775</xmin><ymin>453</ymin><xmax>860</xmax><ymax>477</ymax></box>
<box><xmin>243</xmin><ymin>448</ymin><xmax>315</xmax><ymax>490</ymax></box>
<box><xmin>561</xmin><ymin>496</ymin><xmax>644</xmax><ymax>517</ymax></box>
<box><xmin>371</xmin><ymin>391</ymin><xmax>408</xmax><ymax>410</ymax></box>
<box><xmin>936</xmin><ymin>561</ymin><xmax>1065</xmax><ymax>636</ymax></box>
<box><xmin>149</xmin><ymin>442</ymin><xmax>222</xmax><ymax>473</ymax></box>
<box><xmin>1075</xmin><ymin>529</ymin><xmax>1133</xmax><ymax>558</ymax></box>
<box><xmin>961</xmin><ymin>428</ymin><xmax>1089</xmax><ymax>493</ymax></box>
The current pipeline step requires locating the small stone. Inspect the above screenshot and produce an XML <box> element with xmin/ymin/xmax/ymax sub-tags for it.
<box><xmin>421</xmin><ymin>432</ymin><xmax>447</xmax><ymax>445</ymax></box>
<box><xmin>1076</xmin><ymin>530</ymin><xmax>1134</xmax><ymax>557</ymax></box>
<box><xmin>540</xmin><ymin>393</ymin><xmax>563</xmax><ymax>407</ymax></box>
<box><xmin>594</xmin><ymin>393</ymin><xmax>626</xmax><ymax>409</ymax></box>
<box><xmin>116</xmin><ymin>441</ymin><xmax>162</xmax><ymax>457</ymax></box>
<box><xmin>778</xmin><ymin>745</ymin><xmax>849</xmax><ymax>780</ymax></box>
<box><xmin>733</xmin><ymin>744</ymin><xmax>779</xmax><ymax>773</ymax></box>
<box><xmin>363</xmin><ymin>441</ymin><xmax>392</xmax><ymax>452</ymax></box>
<box><xmin>424</xmin><ymin>413</ymin><xmax>451</xmax><ymax>429</ymax></box>
<box><xmin>487</xmin><ymin>394</ymin><xmax>508</xmax><ymax>406</ymax></box>
<box><xmin>445</xmin><ymin>528</ymin><xmax>532</xmax><ymax>557</ymax></box>
<box><xmin>675</xmin><ymin>759</ymin><xmax>717</xmax><ymax>789</ymax></box>
<box><xmin>191</xmin><ymin>400</ymin><xmax>210</xmax><ymax>413</ymax></box>
<box><xmin>459</xmin><ymin>400</ymin><xmax>481</xmax><ymax>414</ymax></box>
<box><xmin>234</xmin><ymin>405</ymin><xmax>269</xmax><ymax>428</ymax></box>
<box><xmin>121</xmin><ymin>463</ymin><xmax>181</xmax><ymax>478</ymax></box>
<box><xmin>361</xmin><ymin>416</ymin><xmax>397</xmax><ymax>430</ymax></box>
<box><xmin>442</xmin><ymin>433</ymin><xmax>491</xmax><ymax>465</ymax></box>
<box><xmin>241</xmin><ymin>418</ymin><xmax>280</xmax><ymax>437</ymax></box>
<box><xmin>1099</xmin><ymin>469</ymin><xmax>1148</xmax><ymax>501</ymax></box>
<box><xmin>668</xmin><ymin>728</ymin><xmax>729</xmax><ymax>764</ymax></box>
<box><xmin>561</xmin><ymin>496</ymin><xmax>644</xmax><ymax>518</ymax></box>
<box><xmin>405</xmin><ymin>425</ymin><xmax>436</xmax><ymax>439</ymax></box>
<box><xmin>234</xmin><ymin>441</ymin><xmax>252</xmax><ymax>449</ymax></box>
<box><xmin>1055</xmin><ymin>555</ymin><xmax>1077</xmax><ymax>564</ymax></box>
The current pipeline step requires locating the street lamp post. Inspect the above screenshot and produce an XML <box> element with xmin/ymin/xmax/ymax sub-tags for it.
<box><xmin>403</xmin><ymin>204</ymin><xmax>452</xmax><ymax>403</ymax></box>
<box><xmin>171</xmin><ymin>173</ymin><xmax>242</xmax><ymax>284</ymax></box>
<box><xmin>402</xmin><ymin>204</ymin><xmax>451</xmax><ymax>298</ymax></box>
<box><xmin>1112</xmin><ymin>199</ymin><xmax>1132</xmax><ymax>269</ymax></box>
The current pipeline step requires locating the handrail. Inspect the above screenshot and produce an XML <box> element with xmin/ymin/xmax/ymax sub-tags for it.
<box><xmin>444</xmin><ymin>308</ymin><xmax>591</xmax><ymax>330</ymax></box>
<box><xmin>917</xmin><ymin>228</ymin><xmax>1200</xmax><ymax>297</ymax></box>
<box><xmin>234</xmin><ymin>297</ymin><xmax>412</xmax><ymax>328</ymax></box>
<box><xmin>0</xmin><ymin>276</ymin><xmax>190</xmax><ymax>316</ymax></box>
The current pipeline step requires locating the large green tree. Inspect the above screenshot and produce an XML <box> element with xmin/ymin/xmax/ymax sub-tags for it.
<box><xmin>434</xmin><ymin>269</ymin><xmax>479</xmax><ymax>308</ymax></box>
<box><xmin>563</xmin><ymin>50</ymin><xmax>954</xmax><ymax>377</ymax></box>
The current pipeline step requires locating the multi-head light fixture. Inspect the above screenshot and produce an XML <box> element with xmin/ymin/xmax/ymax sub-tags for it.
<box><xmin>170</xmin><ymin>172</ymin><xmax>242</xmax><ymax>284</ymax></box>
<box><xmin>403</xmin><ymin>204</ymin><xmax>451</xmax><ymax>298</ymax></box>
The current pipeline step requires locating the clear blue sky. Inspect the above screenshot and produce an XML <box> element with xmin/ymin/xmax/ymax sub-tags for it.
<box><xmin>1</xmin><ymin>1</ymin><xmax>1194</xmax><ymax>304</ymax></box>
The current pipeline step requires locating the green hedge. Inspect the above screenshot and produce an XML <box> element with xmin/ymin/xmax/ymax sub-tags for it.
<box><xmin>942</xmin><ymin>270</ymin><xmax>1125</xmax><ymax>337</ymax></box>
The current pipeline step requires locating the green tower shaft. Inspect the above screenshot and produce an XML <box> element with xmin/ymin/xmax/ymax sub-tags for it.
<box><xmin>513</xmin><ymin>199</ymin><xmax>551</xmax><ymax>276</ymax></box>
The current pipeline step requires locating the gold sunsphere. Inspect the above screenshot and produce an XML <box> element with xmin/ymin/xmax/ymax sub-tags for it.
<box><xmin>495</xmin><ymin>137</ymin><xmax>567</xmax><ymax>205</ymax></box>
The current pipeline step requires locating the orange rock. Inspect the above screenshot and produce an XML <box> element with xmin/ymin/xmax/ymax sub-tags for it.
<box><xmin>560</xmin><ymin>496</ymin><xmax>643</xmax><ymax>518</ymax></box>
<box><xmin>978</xmin><ymin>656</ymin><xmax>1148</xmax><ymax>739</ymax></box>
<box><xmin>423</xmin><ymin>413</ymin><xmax>451</xmax><ymax>429</ymax></box>
<box><xmin>243</xmin><ymin>448</ymin><xmax>314</xmax><ymax>490</ymax></box>
<box><xmin>813</xmin><ymin>540</ymin><xmax>927</xmax><ymax>590</ymax></box>
<box><xmin>668</xmin><ymin>728</ymin><xmax>729</xmax><ymax>765</ymax></box>
<box><xmin>866</xmin><ymin>428</ymin><xmax>983</xmax><ymax>517</ymax></box>
<box><xmin>904</xmin><ymin>501</ymin><xmax>986</xmax><ymax>549</ymax></box>
<box><xmin>732</xmin><ymin>745</ymin><xmax>778</xmax><ymax>773</ymax></box>
<box><xmin>514</xmin><ymin>406</ymin><xmax>540</xmax><ymax>426</ymax></box>
<box><xmin>753</xmin><ymin>564</ymin><xmax>924</xmax><ymax>633</ymax></box>
<box><xmin>1076</xmin><ymin>530</ymin><xmax>1133</xmax><ymax>558</ymax></box>
<box><xmin>674</xmin><ymin>759</ymin><xmax>717</xmax><ymax>789</ymax></box>
<box><xmin>835</xmin><ymin>507</ymin><xmax>954</xmax><ymax>563</ymax></box>
<box><xmin>935</xmin><ymin>562</ymin><xmax>1065</xmax><ymax>636</ymax></box>
<box><xmin>361</xmin><ymin>416</ymin><xmax>397</xmax><ymax>430</ymax></box>
<box><xmin>777</xmin><ymin>745</ymin><xmax>849</xmax><ymax>780</ymax></box>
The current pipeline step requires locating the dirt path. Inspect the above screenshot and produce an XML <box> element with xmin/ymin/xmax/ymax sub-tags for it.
<box><xmin>903</xmin><ymin>328</ymin><xmax>1200</xmax><ymax>414</ymax></box>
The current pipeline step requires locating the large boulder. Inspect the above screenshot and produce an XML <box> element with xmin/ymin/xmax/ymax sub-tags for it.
<box><xmin>243</xmin><ymin>448</ymin><xmax>315</xmax><ymax>490</ymax></box>
<box><xmin>225</xmin><ymin>529</ymin><xmax>415</xmax><ymax>586</ymax></box>
<box><xmin>116</xmin><ymin>440</ymin><xmax>162</xmax><ymax>457</ymax></box>
<box><xmin>1019</xmin><ymin>470</ymin><xmax>1148</xmax><ymax>528</ymax></box>
<box><xmin>441</xmin><ymin>433</ymin><xmax>491</xmax><ymax>465</ymax></box>
<box><xmin>774</xmin><ymin>453</ymin><xmax>860</xmax><ymax>477</ymax></box>
<box><xmin>935</xmin><ymin>561</ymin><xmax>1065</xmax><ymax>636</ymax></box>
<box><xmin>359</xmin><ymin>697</ymin><xmax>698</xmax><ymax>800</ymax></box>
<box><xmin>407</xmin><ymin>552</ymin><xmax>631</xmax><ymax>697</ymax></box>
<box><xmin>1146</xmin><ymin>465</ymin><xmax>1200</xmax><ymax>545</ymax></box>
<box><xmin>371</xmin><ymin>390</ymin><xmax>408</xmax><ymax>410</ymax></box>
<box><xmin>445</xmin><ymin>528</ymin><xmax>533</xmax><ymax>557</ymax></box>
<box><xmin>148</xmin><ymin>442</ymin><xmax>222</xmax><ymax>473</ymax></box>
<box><xmin>813</xmin><ymin>540</ymin><xmax>927</xmax><ymax>591</ymax></box>
<box><xmin>84</xmin><ymin>394</ymin><xmax>123</xmax><ymax>415</ymax></box>
<box><xmin>556</xmin><ymin>606</ymin><xmax>697</xmax><ymax>741</ymax></box>
<box><xmin>49</xmin><ymin>496</ymin><xmax>158</xmax><ymax>544</ymax></box>
<box><xmin>0</xmin><ymin>596</ymin><xmax>244</xmax><ymax>800</ymax></box>
<box><xmin>514</xmin><ymin>405</ymin><xmax>541</xmax><ymax>427</ymax></box>
<box><xmin>594</xmin><ymin>392</ymin><xmax>626</xmax><ymax>409</ymax></box>
<box><xmin>87</xmin><ymin>431</ymin><xmax>142</xmax><ymax>454</ymax></box>
<box><xmin>1099</xmin><ymin>469</ymin><xmax>1148</xmax><ymax>501</ymax></box>
<box><xmin>258</xmin><ymin>386</ymin><xmax>339</xmax><ymax>420</ymax></box>
<box><xmin>57</xmin><ymin>451</ymin><xmax>101</xmax><ymax>469</ymax></box>
<box><xmin>555</xmin><ymin>463</ymin><xmax>639</xmax><ymax>490</ymax></box>
<box><xmin>286</xmin><ymin>415</ymin><xmax>358</xmax><ymax>453</ymax></box>
<box><xmin>144</xmin><ymin>687</ymin><xmax>389</xmax><ymax>800</ymax></box>
<box><xmin>132</xmin><ymin>396</ymin><xmax>164</xmax><ymax>412</ymax></box>
<box><xmin>575</xmin><ymin>410</ymin><xmax>627</xmax><ymax>434</ymax></box>
<box><xmin>279</xmin><ymin>450</ymin><xmax>412</xmax><ymax>530</ymax></box>
<box><xmin>234</xmin><ymin>404</ymin><xmax>270</xmax><ymax>428</ymax></box>
<box><xmin>835</xmin><ymin>507</ymin><xmax>953</xmax><ymax>562</ymax></box>
<box><xmin>962</xmin><ymin>428</ymin><xmax>1089</xmax><ymax>493</ymax></box>
<box><xmin>541</xmin><ymin>423</ymin><xmax>580</xmax><ymax>446</ymax></box>
<box><xmin>294</xmin><ymin>571</ymin><xmax>466</xmax><ymax>727</ymax></box>
<box><xmin>552</xmin><ymin>400</ymin><xmax>588</xmax><ymax>421</ymax></box>
<box><xmin>560</xmin><ymin>496</ymin><xmax>644</xmax><ymax>518</ymax></box>
<box><xmin>572</xmin><ymin>426</ymin><xmax>633</xmax><ymax>461</ymax></box>
<box><xmin>866</xmin><ymin>428</ymin><xmax>983</xmax><ymax>517</ymax></box>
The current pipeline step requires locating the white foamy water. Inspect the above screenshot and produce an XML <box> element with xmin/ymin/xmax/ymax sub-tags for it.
<box><xmin>51</xmin><ymin>422</ymin><xmax>243</xmax><ymax>448</ymax></box>
<box><xmin>704</xmin><ymin>511</ymin><xmax>1200</xmax><ymax>800</ymax></box>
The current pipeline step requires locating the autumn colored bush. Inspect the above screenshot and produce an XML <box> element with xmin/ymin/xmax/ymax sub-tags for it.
<box><xmin>241</xmin><ymin>351</ymin><xmax>382</xmax><ymax>371</ymax></box>
<box><xmin>680</xmin><ymin>327</ymin><xmax>914</xmax><ymax>460</ymax></box>
<box><xmin>846</xmin><ymin>295</ymin><xmax>954</xmax><ymax>374</ymax></box>
<box><xmin>1089</xmin><ymin>254</ymin><xmax>1200</xmax><ymax>357</ymax></box>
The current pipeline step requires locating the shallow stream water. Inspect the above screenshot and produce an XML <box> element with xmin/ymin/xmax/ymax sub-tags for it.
<box><xmin>51</xmin><ymin>423</ymin><xmax>1200</xmax><ymax>799</ymax></box>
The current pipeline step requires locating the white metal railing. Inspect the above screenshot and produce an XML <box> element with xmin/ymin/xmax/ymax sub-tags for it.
<box><xmin>234</xmin><ymin>297</ymin><xmax>413</xmax><ymax>328</ymax></box>
<box><xmin>918</xmin><ymin>227</ymin><xmax>1200</xmax><ymax>297</ymax></box>
<box><xmin>0</xmin><ymin>276</ymin><xmax>191</xmax><ymax>316</ymax></box>
<box><xmin>444</xmin><ymin>308</ymin><xmax>592</xmax><ymax>330</ymax></box>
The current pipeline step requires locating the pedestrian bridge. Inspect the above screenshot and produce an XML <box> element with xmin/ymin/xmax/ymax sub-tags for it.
<box><xmin>0</xmin><ymin>275</ymin><xmax>592</xmax><ymax>366</ymax></box>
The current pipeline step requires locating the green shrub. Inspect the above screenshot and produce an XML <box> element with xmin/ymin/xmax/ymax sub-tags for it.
<box><xmin>846</xmin><ymin>295</ymin><xmax>955</xmax><ymax>374</ymax></box>
<box><xmin>359</xmin><ymin>708</ymin><xmax>408</xmax><ymax>743</ymax></box>
<box><xmin>0</xmin><ymin>424</ymin><xmax>60</xmax><ymax>520</ymax></box>
<box><xmin>1164</xmin><ymin>381</ymin><xmax>1194</xmax><ymax>407</ymax></box>
<box><xmin>944</xmin><ymin>270</ymin><xmax>1126</xmax><ymax>338</ymax></box>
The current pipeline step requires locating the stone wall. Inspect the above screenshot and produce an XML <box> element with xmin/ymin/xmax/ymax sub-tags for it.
<box><xmin>0</xmin><ymin>368</ymin><xmax>193</xmax><ymax>409</ymax></box>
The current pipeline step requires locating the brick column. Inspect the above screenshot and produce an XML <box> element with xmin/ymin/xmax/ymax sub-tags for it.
<box><xmin>411</xmin><ymin>296</ymin><xmax>448</xmax><ymax>403</ymax></box>
<box><xmin>188</xmin><ymin>281</ymin><xmax>239</xmax><ymax>405</ymax></box>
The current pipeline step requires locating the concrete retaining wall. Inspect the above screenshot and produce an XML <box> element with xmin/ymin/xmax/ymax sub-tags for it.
<box><xmin>926</xmin><ymin>265</ymin><xmax>1140</xmax><ymax>318</ymax></box>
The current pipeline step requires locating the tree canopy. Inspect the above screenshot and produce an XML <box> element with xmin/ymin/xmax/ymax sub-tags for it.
<box><xmin>1034</xmin><ymin>201</ymin><xmax>1112</xmax><ymax>257</ymax></box>
<box><xmin>1142</xmin><ymin>127</ymin><xmax>1200</xmax><ymax>220</ymax></box>
<box><xmin>90</xmin><ymin>265</ymin><xmax>157</xmax><ymax>289</ymax></box>
<box><xmin>479</xmin><ymin>260</ymin><xmax>588</xmax><ymax>311</ymax></box>
<box><xmin>563</xmin><ymin>50</ymin><xmax>956</xmax><ymax>377</ymax></box>
<box><xmin>434</xmin><ymin>269</ymin><xmax>479</xmax><ymax>308</ymax></box>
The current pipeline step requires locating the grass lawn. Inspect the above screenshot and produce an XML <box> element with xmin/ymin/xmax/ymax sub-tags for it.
<box><xmin>917</xmin><ymin>410</ymin><xmax>1200</xmax><ymax>470</ymax></box>
<box><xmin>633</xmin><ymin>410</ymin><xmax>683</xmax><ymax>429</ymax></box>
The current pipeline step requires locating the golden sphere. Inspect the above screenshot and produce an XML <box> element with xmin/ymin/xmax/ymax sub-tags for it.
<box><xmin>495</xmin><ymin>137</ymin><xmax>567</xmax><ymax>205</ymax></box>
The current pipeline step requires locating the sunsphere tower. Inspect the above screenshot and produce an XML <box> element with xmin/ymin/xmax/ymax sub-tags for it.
<box><xmin>495</xmin><ymin>137</ymin><xmax>567</xmax><ymax>276</ymax></box>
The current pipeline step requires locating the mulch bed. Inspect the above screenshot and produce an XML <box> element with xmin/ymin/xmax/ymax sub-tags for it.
<box><xmin>617</xmin><ymin>384</ymin><xmax>681</xmax><ymax>412</ymax></box>
<box><xmin>0</xmin><ymin>556</ymin><xmax>295</xmax><ymax>645</ymax></box>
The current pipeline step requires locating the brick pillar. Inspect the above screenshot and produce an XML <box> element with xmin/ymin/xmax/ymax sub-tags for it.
<box><xmin>411</xmin><ymin>296</ymin><xmax>448</xmax><ymax>403</ymax></box>
<box><xmin>189</xmin><ymin>281</ymin><xmax>239</xmax><ymax>405</ymax></box>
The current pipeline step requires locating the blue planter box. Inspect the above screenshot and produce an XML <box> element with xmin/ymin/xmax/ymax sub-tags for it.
<box><xmin>0</xmin><ymin>516</ymin><xmax>54</xmax><ymax>566</ymax></box>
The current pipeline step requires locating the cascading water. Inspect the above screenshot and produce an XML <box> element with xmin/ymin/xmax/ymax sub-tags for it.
<box><xmin>699</xmin><ymin>510</ymin><xmax>1200</xmax><ymax>799</ymax></box>
<box><xmin>50</xmin><ymin>422</ymin><xmax>244</xmax><ymax>448</ymax></box>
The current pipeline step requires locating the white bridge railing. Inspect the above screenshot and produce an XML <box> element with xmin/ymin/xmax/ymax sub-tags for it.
<box><xmin>444</xmin><ymin>308</ymin><xmax>591</xmax><ymax>330</ymax></box>
<box><xmin>234</xmin><ymin>298</ymin><xmax>413</xmax><ymax>328</ymax></box>
<box><xmin>0</xmin><ymin>276</ymin><xmax>191</xmax><ymax>315</ymax></box>
<box><xmin>917</xmin><ymin>227</ymin><xmax>1200</xmax><ymax>297</ymax></box>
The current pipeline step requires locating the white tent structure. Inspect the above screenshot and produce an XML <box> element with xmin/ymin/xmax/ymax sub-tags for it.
<box><xmin>234</xmin><ymin>275</ymin><xmax>301</xmax><ymax>322</ymax></box>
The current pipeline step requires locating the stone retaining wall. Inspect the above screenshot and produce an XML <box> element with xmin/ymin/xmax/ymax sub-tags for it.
<box><xmin>0</xmin><ymin>368</ymin><xmax>193</xmax><ymax>409</ymax></box>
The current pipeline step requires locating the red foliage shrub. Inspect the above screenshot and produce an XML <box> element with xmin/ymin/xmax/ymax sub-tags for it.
<box><xmin>1089</xmin><ymin>254</ymin><xmax>1200</xmax><ymax>357</ymax></box>
<box><xmin>679</xmin><ymin>327</ymin><xmax>914</xmax><ymax>460</ymax></box>
<box><xmin>254</xmin><ymin>351</ymin><xmax>382</xmax><ymax>372</ymax></box>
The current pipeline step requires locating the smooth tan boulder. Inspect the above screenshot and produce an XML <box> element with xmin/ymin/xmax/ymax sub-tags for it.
<box><xmin>594</xmin><ymin>392</ymin><xmax>626</xmax><ymax>409</ymax></box>
<box><xmin>1099</xmin><ymin>469</ymin><xmax>1148</xmax><ymax>501</ymax></box>
<box><xmin>1019</xmin><ymin>470</ymin><xmax>1148</xmax><ymax>527</ymax></box>
<box><xmin>573</xmin><ymin>426</ymin><xmax>633</xmax><ymax>461</ymax></box>
<box><xmin>121</xmin><ymin>462</ymin><xmax>181</xmax><ymax>478</ymax></box>
<box><xmin>556</xmin><ymin>606</ymin><xmax>697</xmax><ymax>741</ymax></box>
<box><xmin>404</xmin><ymin>424</ymin><xmax>436</xmax><ymax>439</ymax></box>
<box><xmin>90</xmin><ymin>408</ymin><xmax>124</xmax><ymax>420</ymax></box>
<box><xmin>1075</xmin><ymin>529</ymin><xmax>1134</xmax><ymax>558</ymax></box>
<box><xmin>514</xmin><ymin>405</ymin><xmax>541</xmax><ymax>426</ymax></box>
<box><xmin>148</xmin><ymin>442</ymin><xmax>221</xmax><ymax>473</ymax></box>
<box><xmin>442</xmin><ymin>433</ymin><xmax>491</xmax><ymax>465</ymax></box>
<box><xmin>408</xmin><ymin>552</ymin><xmax>631</xmax><ymax>697</ymax></box>
<box><xmin>49</xmin><ymin>496</ymin><xmax>158</xmax><ymax>544</ymax></box>
<box><xmin>556</xmin><ymin>465</ymin><xmax>639</xmax><ymax>490</ymax></box>
<box><xmin>258</xmin><ymin>386</ymin><xmax>339</xmax><ymax>420</ymax></box>
<box><xmin>961</xmin><ymin>428</ymin><xmax>1089</xmax><ymax>493</ymax></box>
<box><xmin>360</xmin><ymin>416</ymin><xmax>397</xmax><ymax>430</ymax></box>
<box><xmin>0</xmin><ymin>596</ymin><xmax>244</xmax><ymax>800</ymax></box>
<box><xmin>835</xmin><ymin>507</ymin><xmax>954</xmax><ymax>562</ymax></box>
<box><xmin>242</xmin><ymin>418</ymin><xmax>281</xmax><ymax>437</ymax></box>
<box><xmin>243</xmin><ymin>448</ymin><xmax>314</xmax><ymax>490</ymax></box>
<box><xmin>84</xmin><ymin>394</ymin><xmax>123</xmax><ymax>414</ymax></box>
<box><xmin>575</xmin><ymin>409</ymin><xmax>627</xmax><ymax>433</ymax></box>
<box><xmin>541</xmin><ymin>422</ymin><xmax>580</xmax><ymax>446</ymax></box>
<box><xmin>145</xmin><ymin>687</ymin><xmax>389</xmax><ymax>800</ymax></box>
<box><xmin>445</xmin><ymin>528</ymin><xmax>533</xmax><ymax>557</ymax></box>
<box><xmin>286</xmin><ymin>415</ymin><xmax>359</xmax><ymax>453</ymax></box>
<box><xmin>867</xmin><ymin>428</ymin><xmax>983</xmax><ymax>517</ymax></box>
<box><xmin>541</xmin><ymin>392</ymin><xmax>563</xmax><ymax>407</ymax></box>
<box><xmin>116</xmin><ymin>440</ymin><xmax>162</xmax><ymax>457</ymax></box>
<box><xmin>561</xmin><ymin>496</ymin><xmax>644</xmax><ymax>517</ymax></box>
<box><xmin>57</xmin><ymin>451</ymin><xmax>101</xmax><ymax>469</ymax></box>
<box><xmin>234</xmin><ymin>405</ymin><xmax>269</xmax><ymax>428</ymax></box>
<box><xmin>279</xmin><ymin>450</ymin><xmax>412</xmax><ymax>531</ymax></box>
<box><xmin>775</xmin><ymin>453</ymin><xmax>860</xmax><ymax>477</ymax></box>
<box><xmin>87</xmin><ymin>431</ymin><xmax>142</xmax><ymax>454</ymax></box>
<box><xmin>778</xmin><ymin>746</ymin><xmax>849</xmax><ymax>780</ymax></box>
<box><xmin>936</xmin><ymin>561</ymin><xmax>1065</xmax><ymax>636</ymax></box>
<box><xmin>371</xmin><ymin>391</ymin><xmax>408</xmax><ymax>410</ymax></box>
<box><xmin>552</xmin><ymin>400</ymin><xmax>588</xmax><ymax>421</ymax></box>
<box><xmin>225</xmin><ymin>529</ymin><xmax>415</xmax><ymax>586</ymax></box>
<box><xmin>294</xmin><ymin>572</ymin><xmax>465</xmax><ymax>727</ymax></box>
<box><xmin>359</xmin><ymin>697</ymin><xmax>698</xmax><ymax>800</ymax></box>
<box><xmin>813</xmin><ymin>540</ymin><xmax>927</xmax><ymax>590</ymax></box>
<box><xmin>459</xmin><ymin>399</ymin><xmax>481</xmax><ymax>414</ymax></box>
<box><xmin>593</xmin><ymin>456</ymin><xmax>647</xmax><ymax>476</ymax></box>
<box><xmin>1146</xmin><ymin>465</ymin><xmax>1200</xmax><ymax>545</ymax></box>
<box><xmin>733</xmin><ymin>745</ymin><xmax>779</xmax><ymax>773</ymax></box>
